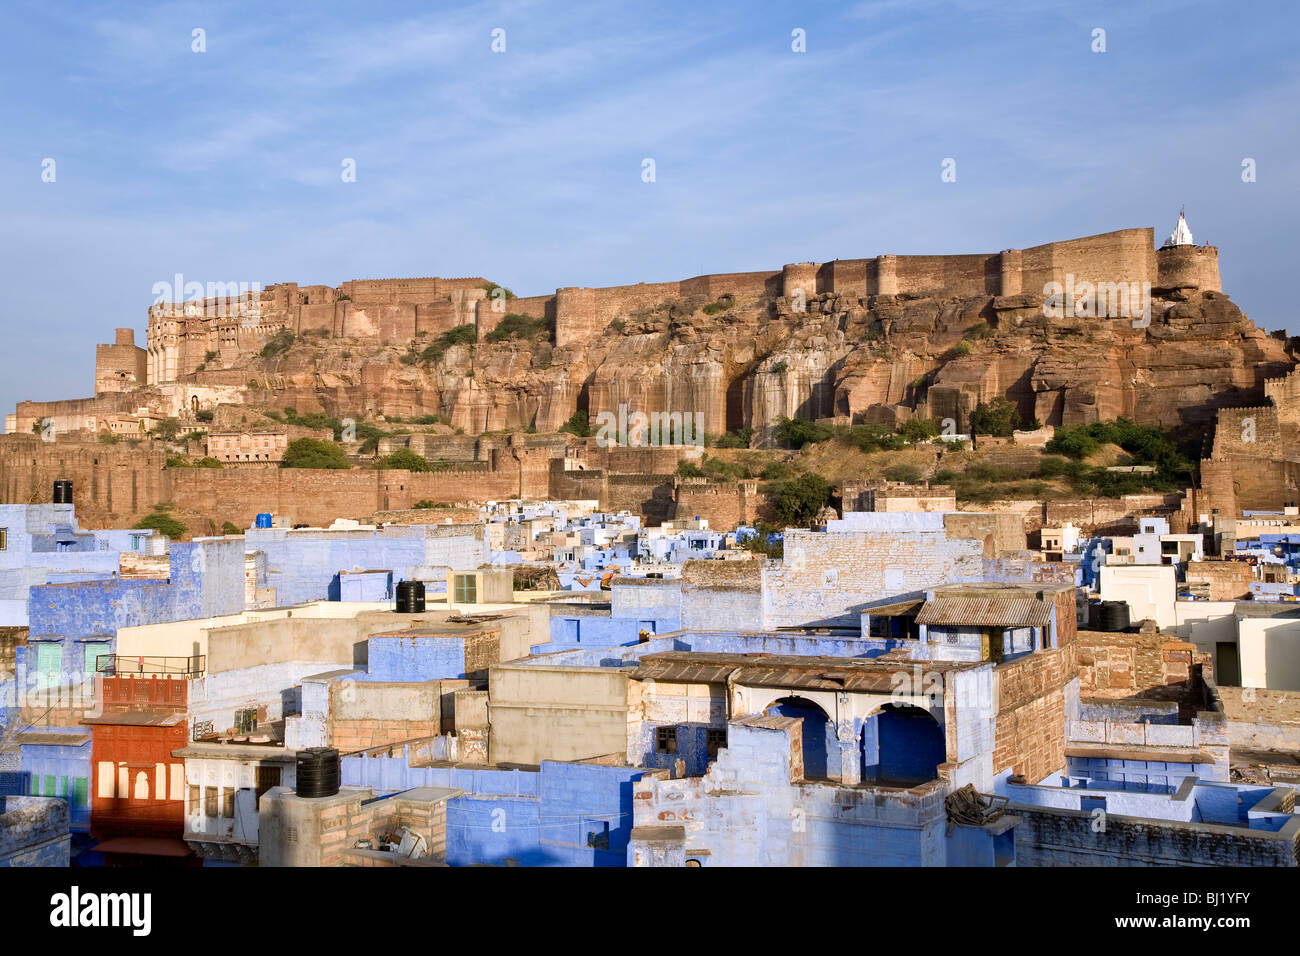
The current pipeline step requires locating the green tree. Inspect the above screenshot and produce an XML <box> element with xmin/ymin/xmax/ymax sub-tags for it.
<box><xmin>281</xmin><ymin>438</ymin><xmax>350</xmax><ymax>469</ymax></box>
<box><xmin>134</xmin><ymin>511</ymin><xmax>186</xmax><ymax>539</ymax></box>
<box><xmin>773</xmin><ymin>473</ymin><xmax>832</xmax><ymax>526</ymax></box>
<box><xmin>774</xmin><ymin>416</ymin><xmax>833</xmax><ymax>449</ymax></box>
<box><xmin>741</xmin><ymin>521</ymin><xmax>784</xmax><ymax>558</ymax></box>
<box><xmin>484</xmin><ymin>313</ymin><xmax>549</xmax><ymax>343</ymax></box>
<box><xmin>968</xmin><ymin>398</ymin><xmax>1021</xmax><ymax>437</ymax></box>
<box><xmin>380</xmin><ymin>448</ymin><xmax>433</xmax><ymax>472</ymax></box>
<box><xmin>714</xmin><ymin>428</ymin><xmax>753</xmax><ymax>449</ymax></box>
<box><xmin>899</xmin><ymin>418</ymin><xmax>940</xmax><ymax>443</ymax></box>
<box><xmin>151</xmin><ymin>417</ymin><xmax>182</xmax><ymax>442</ymax></box>
<box><xmin>560</xmin><ymin>410</ymin><xmax>592</xmax><ymax>438</ymax></box>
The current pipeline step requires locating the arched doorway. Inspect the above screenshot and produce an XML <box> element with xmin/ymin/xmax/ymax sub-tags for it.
<box><xmin>765</xmin><ymin>696</ymin><xmax>832</xmax><ymax>779</ymax></box>
<box><xmin>861</xmin><ymin>704</ymin><xmax>945</xmax><ymax>786</ymax></box>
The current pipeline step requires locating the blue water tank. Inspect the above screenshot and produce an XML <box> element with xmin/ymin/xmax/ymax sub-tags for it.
<box><xmin>255</xmin><ymin>513</ymin><xmax>273</xmax><ymax>529</ymax></box>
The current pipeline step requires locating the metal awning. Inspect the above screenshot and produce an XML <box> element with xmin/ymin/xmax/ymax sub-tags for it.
<box><xmin>916</xmin><ymin>596</ymin><xmax>1051</xmax><ymax>628</ymax></box>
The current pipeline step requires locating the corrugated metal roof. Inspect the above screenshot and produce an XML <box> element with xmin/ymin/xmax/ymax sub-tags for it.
<box><xmin>633</xmin><ymin>659</ymin><xmax>737</xmax><ymax>684</ymax></box>
<box><xmin>915</xmin><ymin>596</ymin><xmax>1051</xmax><ymax>628</ymax></box>
<box><xmin>861</xmin><ymin>598</ymin><xmax>924</xmax><ymax>618</ymax></box>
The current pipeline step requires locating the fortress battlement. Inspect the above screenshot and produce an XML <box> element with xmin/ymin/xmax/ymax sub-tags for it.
<box><xmin>141</xmin><ymin>223</ymin><xmax>1221</xmax><ymax>384</ymax></box>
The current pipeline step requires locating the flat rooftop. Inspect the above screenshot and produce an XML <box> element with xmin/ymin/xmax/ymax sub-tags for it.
<box><xmin>633</xmin><ymin>651</ymin><xmax>982</xmax><ymax>691</ymax></box>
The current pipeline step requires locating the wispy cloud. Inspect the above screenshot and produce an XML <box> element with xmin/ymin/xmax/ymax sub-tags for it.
<box><xmin>0</xmin><ymin>0</ymin><xmax>1296</xmax><ymax>417</ymax></box>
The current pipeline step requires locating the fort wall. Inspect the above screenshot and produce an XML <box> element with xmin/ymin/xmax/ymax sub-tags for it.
<box><xmin>94</xmin><ymin>329</ymin><xmax>148</xmax><ymax>395</ymax></box>
<box><xmin>1157</xmin><ymin>244</ymin><xmax>1221</xmax><ymax>292</ymax></box>
<box><xmin>138</xmin><ymin>227</ymin><xmax>1221</xmax><ymax>375</ymax></box>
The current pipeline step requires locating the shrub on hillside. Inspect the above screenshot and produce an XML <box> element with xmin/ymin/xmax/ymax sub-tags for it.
<box><xmin>281</xmin><ymin>438</ymin><xmax>350</xmax><ymax>469</ymax></box>
<box><xmin>773</xmin><ymin>473</ymin><xmax>832</xmax><ymax>527</ymax></box>
<box><xmin>774</xmin><ymin>416</ymin><xmax>833</xmax><ymax>449</ymax></box>
<box><xmin>969</xmin><ymin>398</ymin><xmax>1021</xmax><ymax>437</ymax></box>
<box><xmin>379</xmin><ymin>448</ymin><xmax>433</xmax><ymax>472</ymax></box>
<box><xmin>134</xmin><ymin>511</ymin><xmax>186</xmax><ymax>539</ymax></box>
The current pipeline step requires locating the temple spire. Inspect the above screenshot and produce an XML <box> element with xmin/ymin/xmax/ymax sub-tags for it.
<box><xmin>1162</xmin><ymin>209</ymin><xmax>1194</xmax><ymax>248</ymax></box>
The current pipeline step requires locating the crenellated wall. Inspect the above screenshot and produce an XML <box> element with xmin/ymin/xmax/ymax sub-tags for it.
<box><xmin>1157</xmin><ymin>244</ymin><xmax>1221</xmax><ymax>292</ymax></box>
<box><xmin>94</xmin><ymin>329</ymin><xmax>148</xmax><ymax>395</ymax></box>
<box><xmin>138</xmin><ymin>226</ymin><xmax>1222</xmax><ymax>375</ymax></box>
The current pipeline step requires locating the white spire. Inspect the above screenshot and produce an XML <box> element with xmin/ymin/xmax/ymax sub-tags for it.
<box><xmin>1162</xmin><ymin>209</ymin><xmax>1194</xmax><ymax>248</ymax></box>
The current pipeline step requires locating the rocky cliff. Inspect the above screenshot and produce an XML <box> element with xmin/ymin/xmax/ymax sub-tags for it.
<box><xmin>200</xmin><ymin>284</ymin><xmax>1295</xmax><ymax>444</ymax></box>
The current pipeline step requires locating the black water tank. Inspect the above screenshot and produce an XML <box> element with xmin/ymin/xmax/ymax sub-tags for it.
<box><xmin>1087</xmin><ymin>599</ymin><xmax>1103</xmax><ymax>630</ymax></box>
<box><xmin>295</xmin><ymin>747</ymin><xmax>340</xmax><ymax>798</ymax></box>
<box><xmin>52</xmin><ymin>480</ymin><xmax>73</xmax><ymax>504</ymax></box>
<box><xmin>395</xmin><ymin>580</ymin><xmax>426</xmax><ymax>613</ymax></box>
<box><xmin>1099</xmin><ymin>601</ymin><xmax>1131</xmax><ymax>632</ymax></box>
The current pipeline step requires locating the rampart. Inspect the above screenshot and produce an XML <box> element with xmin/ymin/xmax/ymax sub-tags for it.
<box><xmin>142</xmin><ymin>227</ymin><xmax>1215</xmax><ymax>377</ymax></box>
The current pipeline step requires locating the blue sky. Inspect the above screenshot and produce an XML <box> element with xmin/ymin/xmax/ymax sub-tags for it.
<box><xmin>1</xmin><ymin>0</ymin><xmax>1297</xmax><ymax>423</ymax></box>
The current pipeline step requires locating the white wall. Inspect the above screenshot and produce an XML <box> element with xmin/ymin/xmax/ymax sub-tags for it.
<box><xmin>1099</xmin><ymin>565</ymin><xmax>1176</xmax><ymax>628</ymax></box>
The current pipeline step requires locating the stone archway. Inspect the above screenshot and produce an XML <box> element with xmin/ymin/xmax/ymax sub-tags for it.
<box><xmin>765</xmin><ymin>696</ymin><xmax>833</xmax><ymax>779</ymax></box>
<box><xmin>861</xmin><ymin>703</ymin><xmax>945</xmax><ymax>786</ymax></box>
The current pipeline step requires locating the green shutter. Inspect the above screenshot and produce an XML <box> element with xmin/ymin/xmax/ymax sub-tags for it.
<box><xmin>72</xmin><ymin>777</ymin><xmax>88</xmax><ymax>807</ymax></box>
<box><xmin>29</xmin><ymin>775</ymin><xmax>39</xmax><ymax>796</ymax></box>
<box><xmin>44</xmin><ymin>775</ymin><xmax>56</xmax><ymax>796</ymax></box>
<box><xmin>36</xmin><ymin>642</ymin><xmax>61</xmax><ymax>689</ymax></box>
<box><xmin>83</xmin><ymin>641</ymin><xmax>109</xmax><ymax>678</ymax></box>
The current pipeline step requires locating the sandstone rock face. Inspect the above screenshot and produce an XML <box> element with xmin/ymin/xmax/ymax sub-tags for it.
<box><xmin>184</xmin><ymin>286</ymin><xmax>1294</xmax><ymax>445</ymax></box>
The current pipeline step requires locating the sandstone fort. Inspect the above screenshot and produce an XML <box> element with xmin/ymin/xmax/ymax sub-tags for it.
<box><xmin>3</xmin><ymin>216</ymin><xmax>1295</xmax><ymax>531</ymax></box>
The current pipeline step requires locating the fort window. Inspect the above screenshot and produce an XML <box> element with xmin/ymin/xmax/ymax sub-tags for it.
<box><xmin>454</xmin><ymin>574</ymin><xmax>478</xmax><ymax>603</ymax></box>
<box><xmin>256</xmin><ymin>765</ymin><xmax>281</xmax><ymax>799</ymax></box>
<box><xmin>35</xmin><ymin>641</ymin><xmax>61</xmax><ymax>691</ymax></box>
<box><xmin>0</xmin><ymin>528</ymin><xmax>7</xmax><ymax>550</ymax></box>
<box><xmin>706</xmin><ymin>729</ymin><xmax>726</xmax><ymax>758</ymax></box>
<box><xmin>656</xmin><ymin>727</ymin><xmax>678</xmax><ymax>754</ymax></box>
<box><xmin>204</xmin><ymin>786</ymin><xmax>217</xmax><ymax>817</ymax></box>
<box><xmin>222</xmin><ymin>788</ymin><xmax>234</xmax><ymax>819</ymax></box>
<box><xmin>82</xmin><ymin>641</ymin><xmax>109</xmax><ymax>679</ymax></box>
<box><xmin>97</xmin><ymin>763</ymin><xmax>115</xmax><ymax>799</ymax></box>
<box><xmin>235</xmin><ymin>707</ymin><xmax>258</xmax><ymax>734</ymax></box>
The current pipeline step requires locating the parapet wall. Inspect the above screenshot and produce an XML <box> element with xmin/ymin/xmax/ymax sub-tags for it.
<box><xmin>139</xmin><ymin>226</ymin><xmax>1220</xmax><ymax>373</ymax></box>
<box><xmin>1157</xmin><ymin>244</ymin><xmax>1221</xmax><ymax>292</ymax></box>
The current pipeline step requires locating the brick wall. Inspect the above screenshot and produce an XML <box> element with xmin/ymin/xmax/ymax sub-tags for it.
<box><xmin>1212</xmin><ymin>406</ymin><xmax>1282</xmax><ymax>459</ymax></box>
<box><xmin>1075</xmin><ymin>630</ymin><xmax>1199</xmax><ymax>698</ymax></box>
<box><xmin>1217</xmin><ymin>685</ymin><xmax>1300</xmax><ymax>750</ymax></box>
<box><xmin>993</xmin><ymin>643</ymin><xmax>1076</xmax><ymax>782</ymax></box>
<box><xmin>1012</xmin><ymin>805</ymin><xmax>1297</xmax><ymax>866</ymax></box>
<box><xmin>1185</xmin><ymin>560</ymin><xmax>1253</xmax><ymax>600</ymax></box>
<box><xmin>673</xmin><ymin>479</ymin><xmax>759</xmax><ymax>530</ymax></box>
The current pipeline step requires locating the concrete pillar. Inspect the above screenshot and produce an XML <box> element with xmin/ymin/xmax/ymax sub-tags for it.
<box><xmin>836</xmin><ymin>712</ymin><xmax>860</xmax><ymax>785</ymax></box>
